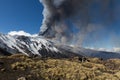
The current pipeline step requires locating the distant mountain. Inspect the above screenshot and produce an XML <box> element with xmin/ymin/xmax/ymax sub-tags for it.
<box><xmin>55</xmin><ymin>44</ymin><xmax>120</xmax><ymax>59</ymax></box>
<box><xmin>0</xmin><ymin>33</ymin><xmax>120</xmax><ymax>59</ymax></box>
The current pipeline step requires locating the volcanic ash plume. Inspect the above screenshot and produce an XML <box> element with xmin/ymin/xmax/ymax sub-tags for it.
<box><xmin>39</xmin><ymin>0</ymin><xmax>114</xmax><ymax>46</ymax></box>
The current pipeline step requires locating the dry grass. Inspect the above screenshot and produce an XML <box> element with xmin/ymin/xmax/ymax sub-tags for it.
<box><xmin>0</xmin><ymin>54</ymin><xmax>120</xmax><ymax>80</ymax></box>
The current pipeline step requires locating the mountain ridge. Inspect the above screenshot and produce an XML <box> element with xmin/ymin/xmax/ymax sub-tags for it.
<box><xmin>0</xmin><ymin>33</ymin><xmax>83</xmax><ymax>58</ymax></box>
<box><xmin>0</xmin><ymin>33</ymin><xmax>120</xmax><ymax>59</ymax></box>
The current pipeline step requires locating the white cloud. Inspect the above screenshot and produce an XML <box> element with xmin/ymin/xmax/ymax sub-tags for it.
<box><xmin>97</xmin><ymin>48</ymin><xmax>111</xmax><ymax>52</ymax></box>
<box><xmin>85</xmin><ymin>47</ymin><xmax>95</xmax><ymax>50</ymax></box>
<box><xmin>113</xmin><ymin>47</ymin><xmax>120</xmax><ymax>52</ymax></box>
<box><xmin>85</xmin><ymin>47</ymin><xmax>120</xmax><ymax>53</ymax></box>
<box><xmin>8</xmin><ymin>30</ymin><xmax>38</xmax><ymax>37</ymax></box>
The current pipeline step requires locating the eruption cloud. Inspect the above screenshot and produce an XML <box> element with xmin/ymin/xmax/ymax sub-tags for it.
<box><xmin>39</xmin><ymin>0</ymin><xmax>115</xmax><ymax>46</ymax></box>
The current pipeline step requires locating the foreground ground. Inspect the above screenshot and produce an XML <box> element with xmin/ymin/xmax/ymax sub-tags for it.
<box><xmin>0</xmin><ymin>54</ymin><xmax>120</xmax><ymax>80</ymax></box>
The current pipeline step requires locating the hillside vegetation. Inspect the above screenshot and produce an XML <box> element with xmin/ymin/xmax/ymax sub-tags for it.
<box><xmin>0</xmin><ymin>54</ymin><xmax>120</xmax><ymax>80</ymax></box>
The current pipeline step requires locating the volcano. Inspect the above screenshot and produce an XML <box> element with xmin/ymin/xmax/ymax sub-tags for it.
<box><xmin>0</xmin><ymin>33</ymin><xmax>82</xmax><ymax>58</ymax></box>
<box><xmin>0</xmin><ymin>33</ymin><xmax>120</xmax><ymax>59</ymax></box>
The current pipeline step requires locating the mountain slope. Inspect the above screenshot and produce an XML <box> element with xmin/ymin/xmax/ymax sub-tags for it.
<box><xmin>55</xmin><ymin>44</ymin><xmax>120</xmax><ymax>59</ymax></box>
<box><xmin>0</xmin><ymin>34</ymin><xmax>83</xmax><ymax>58</ymax></box>
<box><xmin>0</xmin><ymin>33</ymin><xmax>120</xmax><ymax>59</ymax></box>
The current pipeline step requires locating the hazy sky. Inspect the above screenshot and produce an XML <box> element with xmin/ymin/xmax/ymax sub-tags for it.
<box><xmin>0</xmin><ymin>0</ymin><xmax>120</xmax><ymax>50</ymax></box>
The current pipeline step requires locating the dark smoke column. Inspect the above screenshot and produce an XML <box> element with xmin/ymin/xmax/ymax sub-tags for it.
<box><xmin>38</xmin><ymin>0</ymin><xmax>61</xmax><ymax>38</ymax></box>
<box><xmin>38</xmin><ymin>0</ymin><xmax>77</xmax><ymax>38</ymax></box>
<box><xmin>39</xmin><ymin>0</ymin><xmax>93</xmax><ymax>45</ymax></box>
<box><xmin>38</xmin><ymin>0</ymin><xmax>114</xmax><ymax>46</ymax></box>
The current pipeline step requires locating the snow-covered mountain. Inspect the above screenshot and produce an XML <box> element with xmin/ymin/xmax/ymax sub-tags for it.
<box><xmin>0</xmin><ymin>33</ymin><xmax>82</xmax><ymax>58</ymax></box>
<box><xmin>0</xmin><ymin>33</ymin><xmax>120</xmax><ymax>59</ymax></box>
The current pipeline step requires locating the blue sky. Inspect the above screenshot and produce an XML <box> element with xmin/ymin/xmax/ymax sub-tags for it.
<box><xmin>0</xmin><ymin>0</ymin><xmax>120</xmax><ymax>50</ymax></box>
<box><xmin>0</xmin><ymin>0</ymin><xmax>43</xmax><ymax>34</ymax></box>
